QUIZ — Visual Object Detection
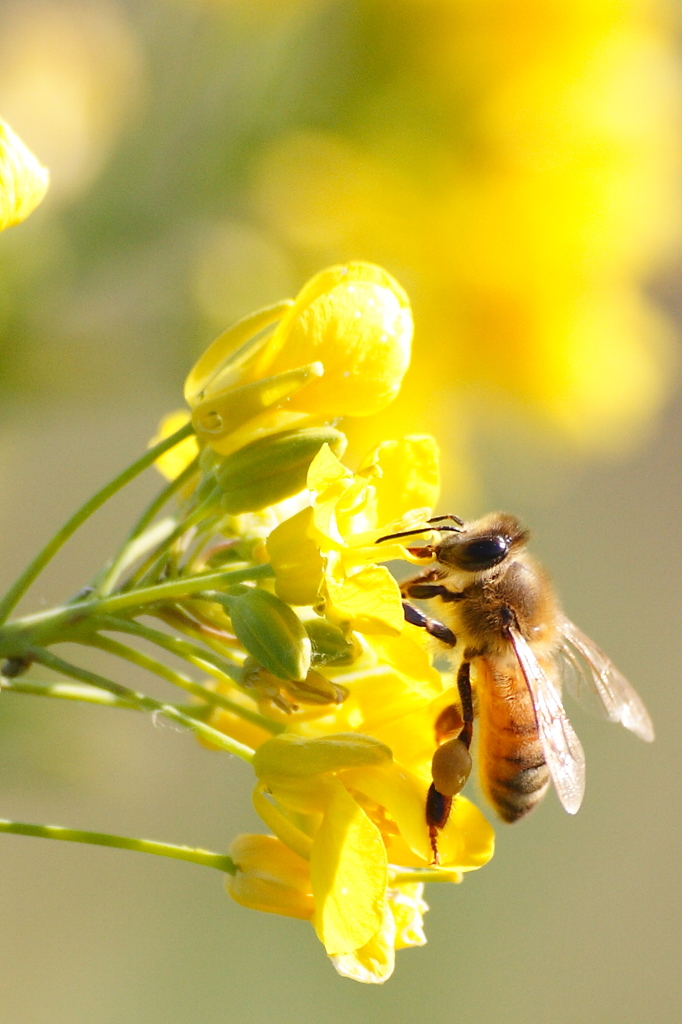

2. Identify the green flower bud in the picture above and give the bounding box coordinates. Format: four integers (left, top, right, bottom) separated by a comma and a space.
253, 732, 393, 780
215, 426, 347, 514
305, 618, 359, 667
223, 585, 311, 681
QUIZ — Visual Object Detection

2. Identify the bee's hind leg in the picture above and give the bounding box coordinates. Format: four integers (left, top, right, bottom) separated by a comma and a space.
425, 660, 476, 863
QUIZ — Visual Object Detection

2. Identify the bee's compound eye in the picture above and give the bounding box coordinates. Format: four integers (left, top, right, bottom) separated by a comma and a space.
457, 535, 509, 571
431, 737, 472, 797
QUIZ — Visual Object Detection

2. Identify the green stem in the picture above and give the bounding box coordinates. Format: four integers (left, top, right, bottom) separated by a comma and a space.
0, 563, 274, 643
0, 679, 210, 719
29, 647, 255, 762
98, 563, 273, 616
1, 678, 144, 709
0, 819, 236, 873
96, 456, 201, 597
0, 421, 195, 626
130, 488, 221, 588
85, 632, 278, 734
97, 614, 244, 684
95, 616, 283, 734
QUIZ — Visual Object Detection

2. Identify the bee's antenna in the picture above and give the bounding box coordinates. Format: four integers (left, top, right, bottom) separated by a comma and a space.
428, 514, 464, 526
375, 524, 463, 545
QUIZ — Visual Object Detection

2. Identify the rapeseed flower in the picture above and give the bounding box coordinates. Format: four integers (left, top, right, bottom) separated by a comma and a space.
183, 262, 412, 458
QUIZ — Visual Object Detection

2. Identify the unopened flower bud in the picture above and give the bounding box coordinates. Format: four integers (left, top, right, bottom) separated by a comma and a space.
226, 834, 314, 920
223, 585, 311, 681
214, 425, 346, 514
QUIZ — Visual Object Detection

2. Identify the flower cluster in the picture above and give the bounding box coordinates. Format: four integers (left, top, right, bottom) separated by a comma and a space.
0, 260, 492, 985
149, 262, 494, 982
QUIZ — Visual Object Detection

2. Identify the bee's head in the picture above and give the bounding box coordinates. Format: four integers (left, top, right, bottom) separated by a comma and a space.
434, 513, 529, 572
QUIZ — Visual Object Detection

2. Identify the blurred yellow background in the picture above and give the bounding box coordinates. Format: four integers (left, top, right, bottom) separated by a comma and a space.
0, 1, 681, 1021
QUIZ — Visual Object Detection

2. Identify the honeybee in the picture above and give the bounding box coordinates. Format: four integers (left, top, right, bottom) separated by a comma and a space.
378, 512, 654, 852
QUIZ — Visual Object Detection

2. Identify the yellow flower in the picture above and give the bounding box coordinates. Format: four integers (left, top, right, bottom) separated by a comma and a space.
184, 262, 413, 456
267, 436, 439, 635
0, 116, 49, 231
226, 729, 493, 983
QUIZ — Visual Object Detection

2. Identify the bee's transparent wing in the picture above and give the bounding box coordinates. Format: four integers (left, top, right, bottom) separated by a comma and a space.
557, 616, 654, 742
508, 626, 586, 814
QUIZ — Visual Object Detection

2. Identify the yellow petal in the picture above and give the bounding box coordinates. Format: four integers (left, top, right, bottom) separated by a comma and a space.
359, 435, 440, 523
330, 902, 396, 984
252, 787, 314, 861
341, 762, 432, 863
323, 563, 405, 636
365, 627, 443, 698
149, 411, 200, 481
307, 442, 352, 493
310, 779, 387, 955
252, 262, 412, 418
253, 732, 392, 780
0, 117, 49, 231
267, 507, 324, 606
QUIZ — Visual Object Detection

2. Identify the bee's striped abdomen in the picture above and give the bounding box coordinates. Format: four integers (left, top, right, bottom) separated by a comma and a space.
476, 657, 550, 822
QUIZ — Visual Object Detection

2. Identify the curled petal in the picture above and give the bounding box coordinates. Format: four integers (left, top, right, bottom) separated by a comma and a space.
331, 902, 396, 984
388, 883, 428, 950
267, 507, 324, 606
185, 300, 293, 407
307, 442, 352, 493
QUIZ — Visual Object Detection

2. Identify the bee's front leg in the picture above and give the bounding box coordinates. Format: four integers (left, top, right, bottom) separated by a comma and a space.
401, 600, 457, 646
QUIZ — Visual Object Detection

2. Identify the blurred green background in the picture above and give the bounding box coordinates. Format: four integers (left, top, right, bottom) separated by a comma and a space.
0, 0, 681, 1021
